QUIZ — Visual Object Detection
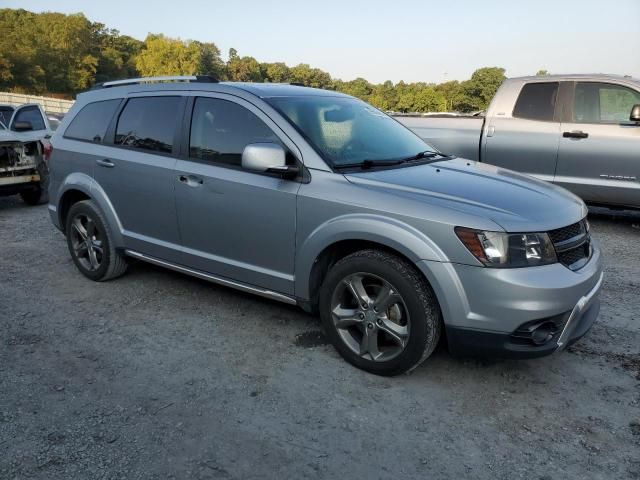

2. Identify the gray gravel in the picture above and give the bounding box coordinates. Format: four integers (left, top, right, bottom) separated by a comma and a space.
1, 197, 638, 480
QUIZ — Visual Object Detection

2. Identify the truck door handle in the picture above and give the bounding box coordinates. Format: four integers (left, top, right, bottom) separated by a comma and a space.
96, 159, 115, 168
179, 174, 204, 186
563, 130, 589, 139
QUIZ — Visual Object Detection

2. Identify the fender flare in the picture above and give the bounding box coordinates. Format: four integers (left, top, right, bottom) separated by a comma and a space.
295, 213, 449, 300
56, 173, 125, 247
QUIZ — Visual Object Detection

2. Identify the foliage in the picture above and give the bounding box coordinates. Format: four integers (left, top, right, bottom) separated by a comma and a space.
135, 34, 223, 78
1, 8, 510, 111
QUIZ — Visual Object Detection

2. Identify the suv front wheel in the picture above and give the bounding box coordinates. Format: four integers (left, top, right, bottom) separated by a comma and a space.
65, 200, 128, 281
319, 249, 441, 376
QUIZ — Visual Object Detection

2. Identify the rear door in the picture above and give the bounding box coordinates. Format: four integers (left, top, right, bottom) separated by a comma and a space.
556, 81, 640, 207
174, 94, 300, 295
483, 81, 561, 181
95, 94, 184, 262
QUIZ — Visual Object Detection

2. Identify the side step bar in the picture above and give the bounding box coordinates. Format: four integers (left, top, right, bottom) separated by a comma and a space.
124, 250, 297, 305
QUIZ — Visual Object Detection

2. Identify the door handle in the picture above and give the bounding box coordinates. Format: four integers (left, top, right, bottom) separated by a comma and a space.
96, 159, 115, 168
562, 130, 589, 139
178, 174, 204, 186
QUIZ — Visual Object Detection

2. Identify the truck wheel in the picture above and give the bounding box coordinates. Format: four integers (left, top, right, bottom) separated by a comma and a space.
20, 162, 49, 205
65, 200, 128, 281
20, 188, 47, 206
319, 249, 441, 376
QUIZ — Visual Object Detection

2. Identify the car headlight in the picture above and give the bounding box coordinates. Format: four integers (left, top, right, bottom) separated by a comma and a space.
455, 227, 557, 268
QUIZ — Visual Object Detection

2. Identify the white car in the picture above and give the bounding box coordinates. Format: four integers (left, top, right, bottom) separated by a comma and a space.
0, 103, 53, 205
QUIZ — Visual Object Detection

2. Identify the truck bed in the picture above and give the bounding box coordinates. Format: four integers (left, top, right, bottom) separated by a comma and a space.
394, 116, 484, 161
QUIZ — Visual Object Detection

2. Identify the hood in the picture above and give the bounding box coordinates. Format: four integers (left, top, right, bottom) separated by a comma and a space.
344, 158, 587, 232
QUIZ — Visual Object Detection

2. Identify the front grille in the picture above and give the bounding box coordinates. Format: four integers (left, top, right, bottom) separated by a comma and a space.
548, 219, 591, 270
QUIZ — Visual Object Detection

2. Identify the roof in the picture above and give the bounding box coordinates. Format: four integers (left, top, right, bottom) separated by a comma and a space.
509, 73, 640, 84
82, 76, 349, 100
222, 82, 350, 98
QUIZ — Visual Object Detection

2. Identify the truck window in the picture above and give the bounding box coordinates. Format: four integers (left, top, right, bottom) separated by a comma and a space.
13, 106, 46, 131
189, 97, 281, 167
513, 82, 559, 121
114, 97, 181, 154
64, 99, 121, 142
573, 82, 640, 123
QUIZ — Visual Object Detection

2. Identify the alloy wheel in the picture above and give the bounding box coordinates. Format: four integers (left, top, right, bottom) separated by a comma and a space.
69, 213, 104, 271
330, 272, 410, 362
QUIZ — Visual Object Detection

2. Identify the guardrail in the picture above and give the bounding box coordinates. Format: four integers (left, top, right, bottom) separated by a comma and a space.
0, 92, 74, 114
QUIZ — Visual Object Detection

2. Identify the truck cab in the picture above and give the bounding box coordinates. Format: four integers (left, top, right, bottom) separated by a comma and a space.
483, 75, 640, 208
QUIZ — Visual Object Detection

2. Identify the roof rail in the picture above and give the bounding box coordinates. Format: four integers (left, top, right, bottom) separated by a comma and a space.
92, 75, 218, 89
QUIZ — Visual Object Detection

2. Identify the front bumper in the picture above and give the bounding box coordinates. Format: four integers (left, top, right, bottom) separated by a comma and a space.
445, 272, 602, 358
416, 241, 603, 358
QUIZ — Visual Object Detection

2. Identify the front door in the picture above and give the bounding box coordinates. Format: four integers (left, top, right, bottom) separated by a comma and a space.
174, 95, 299, 295
556, 81, 640, 207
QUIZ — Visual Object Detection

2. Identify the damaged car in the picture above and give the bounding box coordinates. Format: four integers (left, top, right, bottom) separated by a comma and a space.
0, 103, 53, 205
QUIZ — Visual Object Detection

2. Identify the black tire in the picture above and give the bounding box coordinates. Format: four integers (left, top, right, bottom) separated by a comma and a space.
20, 160, 49, 206
65, 200, 128, 281
319, 249, 441, 376
20, 188, 46, 206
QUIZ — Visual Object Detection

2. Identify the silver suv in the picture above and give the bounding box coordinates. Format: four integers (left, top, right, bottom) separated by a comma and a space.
48, 76, 603, 375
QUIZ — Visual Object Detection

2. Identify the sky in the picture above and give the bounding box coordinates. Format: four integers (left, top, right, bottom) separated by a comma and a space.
6, 0, 640, 84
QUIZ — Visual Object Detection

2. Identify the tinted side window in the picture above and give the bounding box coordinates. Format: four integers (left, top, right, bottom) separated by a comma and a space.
574, 82, 640, 123
189, 97, 280, 166
513, 82, 559, 121
64, 99, 121, 142
14, 106, 46, 130
115, 97, 181, 154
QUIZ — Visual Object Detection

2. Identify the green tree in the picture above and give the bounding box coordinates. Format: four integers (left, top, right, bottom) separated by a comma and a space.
136, 34, 222, 77
226, 52, 262, 81
289, 64, 332, 88
336, 77, 372, 100
413, 87, 446, 112
458, 67, 506, 111
536, 69, 549, 76
261, 62, 291, 83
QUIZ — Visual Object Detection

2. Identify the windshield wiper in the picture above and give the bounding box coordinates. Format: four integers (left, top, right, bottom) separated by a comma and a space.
399, 150, 452, 163
334, 151, 452, 171
333, 159, 406, 170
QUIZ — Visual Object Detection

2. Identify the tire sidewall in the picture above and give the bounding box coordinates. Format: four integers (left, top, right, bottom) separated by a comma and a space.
319, 253, 436, 376
65, 201, 112, 281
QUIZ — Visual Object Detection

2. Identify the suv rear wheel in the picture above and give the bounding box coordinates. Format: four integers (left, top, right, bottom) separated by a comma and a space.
65, 200, 128, 281
319, 249, 441, 376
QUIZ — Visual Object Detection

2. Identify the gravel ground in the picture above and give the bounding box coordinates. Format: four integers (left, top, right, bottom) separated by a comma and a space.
1, 197, 638, 480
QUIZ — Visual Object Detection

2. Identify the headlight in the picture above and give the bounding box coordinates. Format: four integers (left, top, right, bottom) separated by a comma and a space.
455, 227, 557, 268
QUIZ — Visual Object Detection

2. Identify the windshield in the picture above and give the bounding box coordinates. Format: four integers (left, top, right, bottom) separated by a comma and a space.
265, 96, 432, 167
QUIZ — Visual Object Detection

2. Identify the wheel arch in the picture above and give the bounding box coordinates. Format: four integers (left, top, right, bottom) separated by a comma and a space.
295, 214, 449, 312
56, 174, 124, 247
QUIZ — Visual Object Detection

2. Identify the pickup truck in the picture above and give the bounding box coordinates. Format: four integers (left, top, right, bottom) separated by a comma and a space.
396, 74, 640, 209
0, 103, 52, 205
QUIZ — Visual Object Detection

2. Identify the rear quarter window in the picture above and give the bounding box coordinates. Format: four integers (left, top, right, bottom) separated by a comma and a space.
63, 99, 121, 142
513, 82, 559, 121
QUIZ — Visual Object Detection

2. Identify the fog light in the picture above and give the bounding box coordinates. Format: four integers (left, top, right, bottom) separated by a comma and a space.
531, 322, 557, 345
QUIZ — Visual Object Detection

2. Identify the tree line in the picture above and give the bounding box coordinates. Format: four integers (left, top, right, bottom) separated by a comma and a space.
1, 8, 526, 112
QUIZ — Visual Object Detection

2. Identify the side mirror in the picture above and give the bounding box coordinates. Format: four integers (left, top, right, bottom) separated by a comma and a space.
241, 143, 298, 176
13, 121, 33, 132
630, 104, 640, 122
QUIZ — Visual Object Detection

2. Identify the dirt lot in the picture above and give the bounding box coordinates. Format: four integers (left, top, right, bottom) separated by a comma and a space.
1, 197, 638, 480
